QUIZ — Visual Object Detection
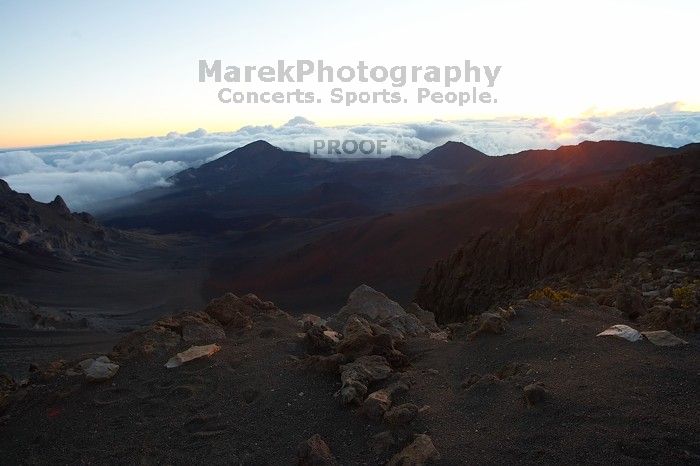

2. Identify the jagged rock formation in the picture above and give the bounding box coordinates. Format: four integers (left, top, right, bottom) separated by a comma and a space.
416, 150, 700, 323
0, 180, 109, 259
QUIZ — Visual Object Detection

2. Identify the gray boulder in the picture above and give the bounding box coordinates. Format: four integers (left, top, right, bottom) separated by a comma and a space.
80, 357, 120, 382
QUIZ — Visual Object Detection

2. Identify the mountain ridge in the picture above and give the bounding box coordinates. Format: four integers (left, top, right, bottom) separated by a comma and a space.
102, 139, 679, 233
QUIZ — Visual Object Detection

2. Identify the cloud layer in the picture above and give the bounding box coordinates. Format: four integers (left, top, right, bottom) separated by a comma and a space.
1, 104, 698, 211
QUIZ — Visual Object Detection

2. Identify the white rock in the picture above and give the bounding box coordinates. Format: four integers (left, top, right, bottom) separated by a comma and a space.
165, 343, 221, 369
78, 358, 95, 371
596, 324, 642, 342
84, 357, 120, 382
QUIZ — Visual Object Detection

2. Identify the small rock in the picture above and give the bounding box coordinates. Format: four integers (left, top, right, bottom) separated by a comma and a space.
165, 343, 221, 369
384, 403, 420, 426
338, 355, 392, 406
641, 330, 688, 346
84, 357, 120, 382
363, 389, 392, 420
297, 434, 337, 466
596, 324, 642, 342
388, 434, 440, 465
523, 382, 548, 407
304, 325, 338, 352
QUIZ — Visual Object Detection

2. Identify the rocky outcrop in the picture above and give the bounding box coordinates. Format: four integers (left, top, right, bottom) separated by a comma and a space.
330, 285, 432, 341
417, 151, 700, 322
0, 179, 110, 259
330, 285, 406, 328
113, 293, 295, 360
203, 292, 288, 328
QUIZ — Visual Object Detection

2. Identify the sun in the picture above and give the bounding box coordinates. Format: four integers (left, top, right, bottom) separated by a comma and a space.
544, 113, 578, 143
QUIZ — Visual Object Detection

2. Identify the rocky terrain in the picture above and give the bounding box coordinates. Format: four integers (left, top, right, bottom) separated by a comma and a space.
0, 179, 111, 261
0, 281, 697, 464
417, 149, 700, 324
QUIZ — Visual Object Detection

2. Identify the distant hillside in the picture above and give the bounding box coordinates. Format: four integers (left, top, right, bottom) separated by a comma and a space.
102, 139, 677, 233
416, 148, 700, 322
203, 169, 636, 313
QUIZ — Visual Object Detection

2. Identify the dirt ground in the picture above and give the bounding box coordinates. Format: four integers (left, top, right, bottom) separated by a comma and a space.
1, 300, 697, 465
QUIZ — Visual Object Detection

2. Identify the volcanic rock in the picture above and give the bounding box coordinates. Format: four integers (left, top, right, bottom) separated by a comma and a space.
204, 292, 286, 328
338, 355, 392, 406
406, 303, 440, 332
330, 284, 407, 329
363, 388, 392, 420
523, 382, 548, 407
81, 356, 120, 382
388, 434, 440, 465
297, 434, 337, 466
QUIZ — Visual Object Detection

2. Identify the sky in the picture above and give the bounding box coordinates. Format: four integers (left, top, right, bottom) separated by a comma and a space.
0, 0, 698, 209
0, 0, 698, 148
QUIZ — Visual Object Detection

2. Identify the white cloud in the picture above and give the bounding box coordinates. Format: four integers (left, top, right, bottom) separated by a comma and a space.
0, 105, 698, 210
0, 151, 52, 176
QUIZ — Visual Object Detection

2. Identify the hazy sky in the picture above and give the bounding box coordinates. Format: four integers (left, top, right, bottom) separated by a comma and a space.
1, 0, 698, 148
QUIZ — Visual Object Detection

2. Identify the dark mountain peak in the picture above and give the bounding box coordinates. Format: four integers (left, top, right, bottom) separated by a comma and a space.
421, 141, 488, 169
168, 139, 314, 188
235, 140, 280, 155
0, 178, 11, 194
208, 140, 287, 167
49, 195, 71, 215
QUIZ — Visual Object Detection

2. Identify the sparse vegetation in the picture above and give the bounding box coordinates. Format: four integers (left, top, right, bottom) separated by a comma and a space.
672, 284, 697, 309
528, 287, 577, 303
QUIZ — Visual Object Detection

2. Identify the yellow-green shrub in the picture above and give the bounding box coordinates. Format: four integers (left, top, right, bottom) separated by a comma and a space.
528, 287, 577, 303
672, 285, 696, 309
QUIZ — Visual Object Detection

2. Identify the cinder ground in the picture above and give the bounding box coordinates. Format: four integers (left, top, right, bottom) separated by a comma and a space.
1, 299, 697, 465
